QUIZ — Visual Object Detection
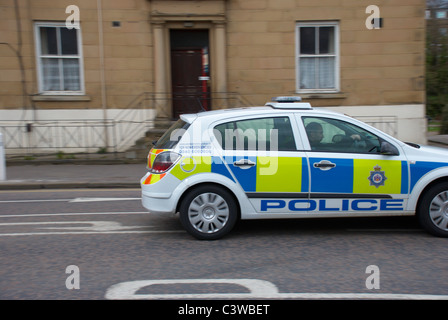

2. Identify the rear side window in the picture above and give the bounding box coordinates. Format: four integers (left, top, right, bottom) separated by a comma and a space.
154, 119, 190, 149
213, 116, 296, 151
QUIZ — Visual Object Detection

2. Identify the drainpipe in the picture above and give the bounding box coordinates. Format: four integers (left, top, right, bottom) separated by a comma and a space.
0, 133, 5, 181
97, 0, 109, 150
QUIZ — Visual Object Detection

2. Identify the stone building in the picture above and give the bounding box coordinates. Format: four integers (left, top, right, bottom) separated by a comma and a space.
426, 0, 448, 39
0, 0, 427, 154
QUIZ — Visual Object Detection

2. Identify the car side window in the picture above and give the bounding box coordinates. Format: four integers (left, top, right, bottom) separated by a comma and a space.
214, 116, 296, 151
303, 116, 382, 153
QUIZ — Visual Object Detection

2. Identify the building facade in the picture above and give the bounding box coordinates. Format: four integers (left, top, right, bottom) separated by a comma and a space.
426, 0, 448, 37
0, 0, 427, 154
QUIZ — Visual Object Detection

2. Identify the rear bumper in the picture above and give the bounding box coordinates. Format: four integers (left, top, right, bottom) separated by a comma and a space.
140, 173, 179, 214
141, 192, 177, 214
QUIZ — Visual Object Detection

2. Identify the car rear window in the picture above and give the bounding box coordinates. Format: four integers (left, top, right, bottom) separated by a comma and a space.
213, 116, 296, 151
154, 119, 190, 149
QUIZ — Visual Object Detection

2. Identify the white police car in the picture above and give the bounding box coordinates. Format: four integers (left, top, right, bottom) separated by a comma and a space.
141, 97, 448, 240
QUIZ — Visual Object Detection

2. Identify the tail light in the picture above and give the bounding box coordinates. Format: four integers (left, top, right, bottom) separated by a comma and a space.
150, 151, 180, 174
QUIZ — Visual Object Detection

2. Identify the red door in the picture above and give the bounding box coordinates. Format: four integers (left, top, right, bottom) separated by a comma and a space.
171, 48, 210, 118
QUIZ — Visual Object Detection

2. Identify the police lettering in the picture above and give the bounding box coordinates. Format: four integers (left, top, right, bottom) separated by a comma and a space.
260, 199, 404, 212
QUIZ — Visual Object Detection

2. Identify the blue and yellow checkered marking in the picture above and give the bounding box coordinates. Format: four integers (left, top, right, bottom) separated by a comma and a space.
150, 148, 448, 198
409, 161, 448, 192
307, 158, 448, 195
309, 158, 408, 195
226, 156, 308, 193
167, 155, 448, 197
169, 156, 235, 183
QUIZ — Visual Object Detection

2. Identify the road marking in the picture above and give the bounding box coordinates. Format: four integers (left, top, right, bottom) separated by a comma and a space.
0, 199, 72, 203
346, 229, 422, 232
0, 230, 182, 237
105, 279, 278, 300
69, 197, 140, 202
0, 221, 148, 231
0, 188, 141, 194
0, 220, 183, 237
0, 197, 140, 204
105, 278, 448, 300
0, 211, 150, 218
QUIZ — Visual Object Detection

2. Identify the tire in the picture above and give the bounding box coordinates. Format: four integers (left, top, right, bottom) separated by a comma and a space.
417, 182, 448, 237
179, 185, 238, 240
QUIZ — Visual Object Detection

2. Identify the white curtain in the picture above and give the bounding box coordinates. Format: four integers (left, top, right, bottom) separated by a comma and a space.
318, 57, 335, 89
299, 57, 315, 89
300, 57, 335, 89
63, 59, 81, 91
42, 58, 60, 91
42, 58, 80, 91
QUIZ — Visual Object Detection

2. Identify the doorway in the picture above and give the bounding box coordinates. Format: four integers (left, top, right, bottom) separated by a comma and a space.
170, 29, 210, 118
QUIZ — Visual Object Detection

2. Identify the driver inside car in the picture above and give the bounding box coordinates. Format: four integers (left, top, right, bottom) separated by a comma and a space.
305, 122, 361, 151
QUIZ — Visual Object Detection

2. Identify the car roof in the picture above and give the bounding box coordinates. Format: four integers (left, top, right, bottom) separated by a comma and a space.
180, 104, 342, 124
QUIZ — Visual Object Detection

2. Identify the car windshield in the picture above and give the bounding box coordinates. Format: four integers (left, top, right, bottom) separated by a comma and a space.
154, 119, 190, 149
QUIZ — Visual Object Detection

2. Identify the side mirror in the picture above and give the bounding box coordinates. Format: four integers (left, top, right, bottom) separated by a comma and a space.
380, 141, 399, 156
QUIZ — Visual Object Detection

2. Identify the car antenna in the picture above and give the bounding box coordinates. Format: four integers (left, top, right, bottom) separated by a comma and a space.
196, 97, 206, 112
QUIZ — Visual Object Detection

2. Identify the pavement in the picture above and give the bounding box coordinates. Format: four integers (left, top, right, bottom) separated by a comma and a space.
0, 152, 146, 190
1, 135, 448, 190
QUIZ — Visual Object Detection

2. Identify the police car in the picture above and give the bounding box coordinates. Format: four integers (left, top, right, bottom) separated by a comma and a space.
141, 97, 448, 240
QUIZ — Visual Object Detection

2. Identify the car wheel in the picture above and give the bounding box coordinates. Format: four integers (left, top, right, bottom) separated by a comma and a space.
179, 185, 238, 240
418, 182, 448, 237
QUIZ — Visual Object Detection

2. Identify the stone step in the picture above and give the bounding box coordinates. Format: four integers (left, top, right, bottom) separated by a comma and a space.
125, 123, 173, 160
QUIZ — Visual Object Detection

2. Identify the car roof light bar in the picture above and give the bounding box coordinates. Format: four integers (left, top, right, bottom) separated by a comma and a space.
266, 96, 312, 110
271, 96, 302, 102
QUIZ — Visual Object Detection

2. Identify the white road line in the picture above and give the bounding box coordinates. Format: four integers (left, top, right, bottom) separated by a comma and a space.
346, 229, 422, 232
0, 230, 183, 237
0, 221, 148, 231
0, 188, 141, 194
0, 199, 72, 203
105, 291, 448, 300
0, 211, 150, 218
0, 219, 182, 237
105, 278, 448, 300
0, 197, 141, 204
69, 197, 140, 202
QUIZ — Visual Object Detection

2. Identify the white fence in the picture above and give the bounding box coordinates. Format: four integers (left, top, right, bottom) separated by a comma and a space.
0, 118, 154, 155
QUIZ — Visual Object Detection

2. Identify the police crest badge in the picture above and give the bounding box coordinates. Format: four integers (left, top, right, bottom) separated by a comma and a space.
368, 165, 387, 188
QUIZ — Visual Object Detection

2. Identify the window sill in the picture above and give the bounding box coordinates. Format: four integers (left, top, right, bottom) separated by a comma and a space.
32, 95, 91, 102
298, 92, 347, 100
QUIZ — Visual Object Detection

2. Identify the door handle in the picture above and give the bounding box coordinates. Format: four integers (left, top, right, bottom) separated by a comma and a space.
233, 159, 256, 169
313, 160, 336, 170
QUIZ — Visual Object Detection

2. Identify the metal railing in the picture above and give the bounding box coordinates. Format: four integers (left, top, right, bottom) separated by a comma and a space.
354, 115, 398, 137
0, 92, 250, 156
0, 119, 154, 155
0, 92, 399, 157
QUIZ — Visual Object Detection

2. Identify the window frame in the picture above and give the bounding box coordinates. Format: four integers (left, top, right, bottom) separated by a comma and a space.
34, 21, 85, 95
436, 10, 447, 19
213, 116, 298, 152
295, 21, 340, 94
302, 116, 385, 154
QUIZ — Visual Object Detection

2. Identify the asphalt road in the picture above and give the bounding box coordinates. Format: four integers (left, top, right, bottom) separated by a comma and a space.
1, 188, 448, 304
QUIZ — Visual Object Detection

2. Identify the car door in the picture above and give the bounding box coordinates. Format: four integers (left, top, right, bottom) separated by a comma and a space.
299, 115, 409, 215
212, 115, 310, 215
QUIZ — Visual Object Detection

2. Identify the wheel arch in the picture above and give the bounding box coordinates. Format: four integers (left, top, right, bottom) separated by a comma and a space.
415, 176, 448, 213
176, 182, 242, 220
